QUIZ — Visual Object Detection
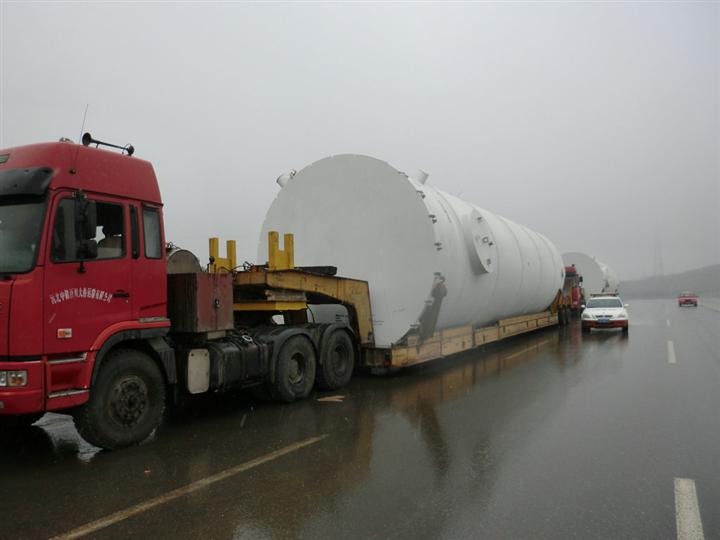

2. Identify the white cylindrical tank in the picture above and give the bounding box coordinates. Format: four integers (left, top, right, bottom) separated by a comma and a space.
562, 252, 619, 295
260, 155, 565, 348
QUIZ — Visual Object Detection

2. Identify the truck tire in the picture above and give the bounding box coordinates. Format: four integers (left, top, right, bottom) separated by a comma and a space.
0, 413, 43, 431
272, 336, 316, 403
317, 330, 355, 390
73, 349, 166, 450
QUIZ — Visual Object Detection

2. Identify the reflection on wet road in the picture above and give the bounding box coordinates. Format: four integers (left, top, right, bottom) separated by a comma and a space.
2, 299, 719, 539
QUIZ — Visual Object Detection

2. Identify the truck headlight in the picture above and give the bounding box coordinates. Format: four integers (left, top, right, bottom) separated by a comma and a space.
0, 371, 28, 387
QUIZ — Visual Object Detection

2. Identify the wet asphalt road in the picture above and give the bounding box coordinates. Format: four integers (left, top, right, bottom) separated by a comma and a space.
2, 298, 719, 540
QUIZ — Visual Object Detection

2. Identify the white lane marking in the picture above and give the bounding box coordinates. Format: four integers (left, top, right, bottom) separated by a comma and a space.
50, 434, 328, 540
675, 477, 705, 540
668, 340, 677, 364
667, 319, 671, 327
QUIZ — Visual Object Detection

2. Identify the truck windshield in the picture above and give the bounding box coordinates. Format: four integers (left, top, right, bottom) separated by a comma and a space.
0, 198, 46, 274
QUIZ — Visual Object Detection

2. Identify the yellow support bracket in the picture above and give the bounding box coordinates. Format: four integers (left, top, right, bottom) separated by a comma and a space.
209, 237, 237, 273
268, 231, 295, 271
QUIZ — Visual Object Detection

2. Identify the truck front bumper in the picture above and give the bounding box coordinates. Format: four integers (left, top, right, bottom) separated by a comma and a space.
0, 361, 44, 415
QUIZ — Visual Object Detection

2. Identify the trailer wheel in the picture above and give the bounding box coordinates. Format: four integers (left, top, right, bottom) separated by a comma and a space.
0, 413, 43, 431
272, 336, 316, 403
317, 330, 355, 390
73, 349, 166, 450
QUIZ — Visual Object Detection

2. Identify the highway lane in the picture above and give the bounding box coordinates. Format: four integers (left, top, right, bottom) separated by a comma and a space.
1, 298, 719, 540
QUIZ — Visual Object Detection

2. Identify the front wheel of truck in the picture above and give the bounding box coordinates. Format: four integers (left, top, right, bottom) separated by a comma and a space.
73, 349, 166, 450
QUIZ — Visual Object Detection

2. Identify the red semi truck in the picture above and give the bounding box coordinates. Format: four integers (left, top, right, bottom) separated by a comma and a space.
562, 265, 584, 315
0, 135, 565, 449
0, 135, 371, 449
555, 264, 584, 324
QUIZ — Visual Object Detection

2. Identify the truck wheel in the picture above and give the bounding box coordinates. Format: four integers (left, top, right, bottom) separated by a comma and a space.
317, 330, 355, 390
0, 413, 43, 431
272, 336, 316, 403
73, 349, 166, 450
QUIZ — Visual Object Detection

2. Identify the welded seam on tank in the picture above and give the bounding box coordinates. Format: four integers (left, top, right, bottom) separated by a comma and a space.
479, 211, 503, 307
513, 223, 532, 315
433, 189, 472, 315
495, 216, 524, 317
526, 227, 546, 312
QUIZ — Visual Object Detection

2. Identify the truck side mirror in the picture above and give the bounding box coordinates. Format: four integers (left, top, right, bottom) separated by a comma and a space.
78, 239, 98, 260
74, 192, 97, 242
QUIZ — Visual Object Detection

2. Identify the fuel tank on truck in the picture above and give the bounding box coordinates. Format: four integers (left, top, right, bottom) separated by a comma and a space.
562, 252, 619, 295
260, 155, 565, 348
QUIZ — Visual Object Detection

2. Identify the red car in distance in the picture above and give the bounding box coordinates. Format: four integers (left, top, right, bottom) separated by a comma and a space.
678, 291, 698, 307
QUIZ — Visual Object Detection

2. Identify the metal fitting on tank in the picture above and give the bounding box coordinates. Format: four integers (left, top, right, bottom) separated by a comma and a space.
276, 169, 296, 188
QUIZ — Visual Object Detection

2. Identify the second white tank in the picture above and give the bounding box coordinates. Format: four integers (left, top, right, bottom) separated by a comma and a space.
562, 252, 619, 295
260, 155, 564, 348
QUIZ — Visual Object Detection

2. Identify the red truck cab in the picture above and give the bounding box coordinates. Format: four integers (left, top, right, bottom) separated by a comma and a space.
563, 264, 584, 313
0, 139, 169, 425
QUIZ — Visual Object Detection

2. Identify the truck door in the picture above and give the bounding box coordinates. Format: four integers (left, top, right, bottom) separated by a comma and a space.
44, 193, 133, 356
129, 203, 167, 320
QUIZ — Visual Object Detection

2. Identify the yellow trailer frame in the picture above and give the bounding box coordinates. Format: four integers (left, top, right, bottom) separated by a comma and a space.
211, 232, 560, 371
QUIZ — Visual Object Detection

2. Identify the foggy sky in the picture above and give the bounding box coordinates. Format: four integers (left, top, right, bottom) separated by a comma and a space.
1, 1, 718, 280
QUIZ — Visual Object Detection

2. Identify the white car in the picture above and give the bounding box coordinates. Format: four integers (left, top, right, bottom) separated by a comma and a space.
581, 295, 629, 334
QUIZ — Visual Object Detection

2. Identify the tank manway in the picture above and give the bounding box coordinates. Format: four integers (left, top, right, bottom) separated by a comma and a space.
260, 154, 564, 348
